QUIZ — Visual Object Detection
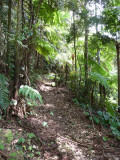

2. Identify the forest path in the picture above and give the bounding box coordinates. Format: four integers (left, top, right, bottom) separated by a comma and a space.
23, 76, 119, 160
0, 76, 119, 160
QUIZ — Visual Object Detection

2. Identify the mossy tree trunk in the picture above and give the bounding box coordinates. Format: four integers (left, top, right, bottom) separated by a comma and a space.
13, 0, 22, 99
7, 0, 12, 73
0, 1, 2, 56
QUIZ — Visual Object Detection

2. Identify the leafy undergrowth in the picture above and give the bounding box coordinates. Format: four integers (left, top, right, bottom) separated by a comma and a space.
0, 75, 120, 160
0, 121, 41, 160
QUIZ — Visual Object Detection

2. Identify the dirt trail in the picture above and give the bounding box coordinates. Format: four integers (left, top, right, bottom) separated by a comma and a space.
0, 78, 120, 160
25, 78, 119, 160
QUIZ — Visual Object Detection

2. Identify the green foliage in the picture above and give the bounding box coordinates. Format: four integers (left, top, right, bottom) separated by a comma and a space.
84, 111, 100, 124
28, 145, 32, 151
36, 39, 56, 56
105, 99, 117, 116
72, 98, 80, 105
98, 111, 120, 140
0, 144, 4, 150
93, 117, 100, 124
4, 129, 13, 143
27, 133, 36, 139
19, 85, 43, 105
88, 34, 115, 61
89, 72, 109, 89
34, 1, 56, 24
46, 73, 55, 80
43, 121, 48, 127
0, 74, 10, 112
10, 150, 24, 159
103, 7, 120, 35
82, 107, 120, 140
102, 136, 108, 141
88, 58, 109, 76
18, 138, 25, 144
50, 112, 54, 116
10, 152, 17, 157
84, 111, 89, 116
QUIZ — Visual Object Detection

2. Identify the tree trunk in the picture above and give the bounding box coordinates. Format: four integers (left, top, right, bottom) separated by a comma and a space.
73, 10, 77, 90
84, 28, 88, 86
95, 0, 101, 65
95, 0, 101, 106
65, 62, 69, 85
73, 11, 77, 72
7, 0, 12, 72
35, 52, 39, 70
13, 0, 22, 99
84, 0, 88, 87
116, 42, 120, 112
0, 1, 2, 56
26, 0, 33, 77
22, 0, 25, 29
21, 0, 24, 66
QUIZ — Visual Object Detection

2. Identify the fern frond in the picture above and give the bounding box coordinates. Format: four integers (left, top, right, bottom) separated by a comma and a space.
0, 74, 10, 112
36, 39, 55, 56
89, 72, 109, 89
88, 57, 109, 76
19, 85, 43, 105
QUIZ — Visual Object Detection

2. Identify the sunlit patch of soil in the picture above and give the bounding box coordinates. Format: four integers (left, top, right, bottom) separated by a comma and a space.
0, 76, 120, 160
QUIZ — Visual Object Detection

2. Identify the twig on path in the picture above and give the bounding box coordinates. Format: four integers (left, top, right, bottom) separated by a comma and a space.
0, 150, 8, 160
31, 139, 38, 146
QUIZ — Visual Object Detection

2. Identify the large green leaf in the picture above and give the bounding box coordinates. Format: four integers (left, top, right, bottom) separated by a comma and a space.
0, 74, 10, 112
19, 85, 43, 105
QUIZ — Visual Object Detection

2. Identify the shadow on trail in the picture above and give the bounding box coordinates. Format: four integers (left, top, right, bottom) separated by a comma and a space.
19, 111, 75, 160
18, 81, 120, 160
26, 82, 90, 159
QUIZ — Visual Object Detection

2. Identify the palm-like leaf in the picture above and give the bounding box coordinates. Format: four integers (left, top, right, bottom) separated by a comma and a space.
89, 72, 109, 89
19, 85, 43, 105
0, 74, 10, 112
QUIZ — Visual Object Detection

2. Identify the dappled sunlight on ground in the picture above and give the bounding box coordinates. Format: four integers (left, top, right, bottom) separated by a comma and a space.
1, 77, 120, 159
34, 78, 120, 159
39, 83, 54, 92
56, 135, 87, 160
44, 103, 56, 109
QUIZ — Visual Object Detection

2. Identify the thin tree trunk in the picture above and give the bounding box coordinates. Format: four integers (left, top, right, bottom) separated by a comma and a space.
95, 0, 102, 106
35, 52, 39, 69
22, 0, 25, 29
116, 42, 120, 112
73, 11, 77, 72
21, 0, 24, 63
27, 0, 33, 77
13, 0, 22, 99
65, 62, 68, 85
95, 0, 100, 65
95, 0, 98, 33
84, 28, 88, 86
0, 1, 2, 56
73, 11, 77, 90
7, 0, 12, 72
84, 0, 88, 87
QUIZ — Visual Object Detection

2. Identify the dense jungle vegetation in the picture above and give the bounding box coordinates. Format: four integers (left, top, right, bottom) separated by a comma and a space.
0, 0, 120, 159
